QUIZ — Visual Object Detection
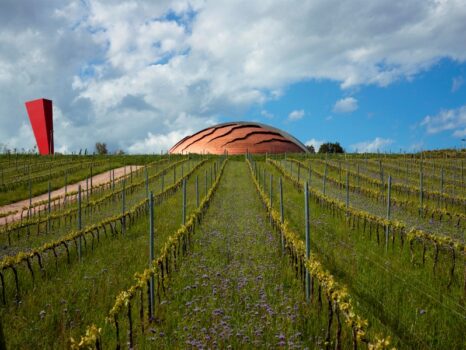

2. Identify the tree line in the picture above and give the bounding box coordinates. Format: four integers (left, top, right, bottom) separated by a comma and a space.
306, 142, 344, 154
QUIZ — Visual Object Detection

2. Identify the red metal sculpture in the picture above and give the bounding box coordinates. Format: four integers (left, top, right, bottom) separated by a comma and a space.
25, 98, 54, 155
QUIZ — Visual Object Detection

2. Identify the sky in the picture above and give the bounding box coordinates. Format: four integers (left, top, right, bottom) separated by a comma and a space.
1, 0, 466, 154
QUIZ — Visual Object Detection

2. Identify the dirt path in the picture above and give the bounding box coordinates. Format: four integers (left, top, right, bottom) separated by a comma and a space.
0, 165, 142, 226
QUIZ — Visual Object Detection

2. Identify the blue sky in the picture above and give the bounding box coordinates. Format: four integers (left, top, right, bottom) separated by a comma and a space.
244, 58, 466, 152
1, 1, 466, 154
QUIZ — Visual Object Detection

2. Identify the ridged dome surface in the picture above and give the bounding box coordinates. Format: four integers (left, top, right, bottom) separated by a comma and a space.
169, 122, 308, 155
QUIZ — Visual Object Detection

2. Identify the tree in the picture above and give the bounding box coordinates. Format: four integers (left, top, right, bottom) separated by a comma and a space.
95, 142, 108, 155
318, 142, 345, 154
306, 145, 316, 154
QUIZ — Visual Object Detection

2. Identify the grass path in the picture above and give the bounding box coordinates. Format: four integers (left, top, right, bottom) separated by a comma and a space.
149, 161, 319, 348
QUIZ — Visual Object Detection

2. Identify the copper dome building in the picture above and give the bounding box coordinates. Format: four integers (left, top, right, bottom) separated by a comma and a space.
169, 121, 308, 155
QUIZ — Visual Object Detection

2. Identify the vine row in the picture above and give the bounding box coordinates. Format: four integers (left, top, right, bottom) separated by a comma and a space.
248, 158, 392, 350
267, 159, 465, 292
287, 158, 466, 226
0, 159, 193, 243
71, 158, 228, 349
0, 158, 213, 303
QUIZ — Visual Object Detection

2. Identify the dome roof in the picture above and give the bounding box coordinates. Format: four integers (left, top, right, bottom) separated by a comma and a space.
169, 121, 308, 154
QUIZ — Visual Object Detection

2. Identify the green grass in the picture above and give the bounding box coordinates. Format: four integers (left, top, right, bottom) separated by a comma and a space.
281, 159, 465, 240
0, 159, 214, 348
0, 159, 203, 254
0, 154, 464, 349
137, 161, 333, 348
258, 159, 466, 349
0, 154, 162, 206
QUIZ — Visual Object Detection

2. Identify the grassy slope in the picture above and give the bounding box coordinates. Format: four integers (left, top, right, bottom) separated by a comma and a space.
260, 160, 466, 349
0, 155, 158, 206
0, 161, 212, 349
282, 159, 465, 240
0, 159, 199, 253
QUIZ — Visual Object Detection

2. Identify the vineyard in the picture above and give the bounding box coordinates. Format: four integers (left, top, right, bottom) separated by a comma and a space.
0, 152, 464, 349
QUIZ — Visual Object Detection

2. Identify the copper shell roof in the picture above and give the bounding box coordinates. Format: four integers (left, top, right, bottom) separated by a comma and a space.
169, 121, 308, 154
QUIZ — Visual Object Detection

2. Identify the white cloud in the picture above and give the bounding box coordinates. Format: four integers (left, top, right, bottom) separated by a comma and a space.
287, 109, 305, 121
453, 128, 466, 138
128, 129, 193, 154
420, 106, 466, 136
305, 138, 324, 151
452, 76, 464, 92
351, 137, 394, 153
1, 0, 466, 152
333, 97, 358, 113
260, 110, 274, 119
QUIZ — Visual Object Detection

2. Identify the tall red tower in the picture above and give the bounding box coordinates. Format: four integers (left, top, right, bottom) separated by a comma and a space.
25, 98, 54, 155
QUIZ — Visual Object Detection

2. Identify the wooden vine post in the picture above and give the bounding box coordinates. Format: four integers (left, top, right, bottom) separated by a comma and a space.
90, 164, 93, 194
405, 161, 409, 186
263, 168, 266, 190
279, 177, 284, 253
205, 169, 207, 198
461, 160, 464, 188
440, 167, 444, 209
149, 191, 155, 319
441, 167, 444, 194
357, 164, 360, 188
182, 178, 186, 225
27, 174, 32, 236
339, 160, 342, 189
345, 170, 349, 212
385, 175, 392, 252
78, 184, 82, 261
379, 160, 384, 192
269, 174, 273, 224
122, 179, 126, 234
196, 175, 199, 207
47, 180, 51, 233
323, 162, 328, 195
64, 170, 68, 206
28, 176, 32, 219
145, 166, 149, 199
86, 177, 89, 205
419, 163, 424, 217
304, 181, 311, 302
308, 161, 312, 187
